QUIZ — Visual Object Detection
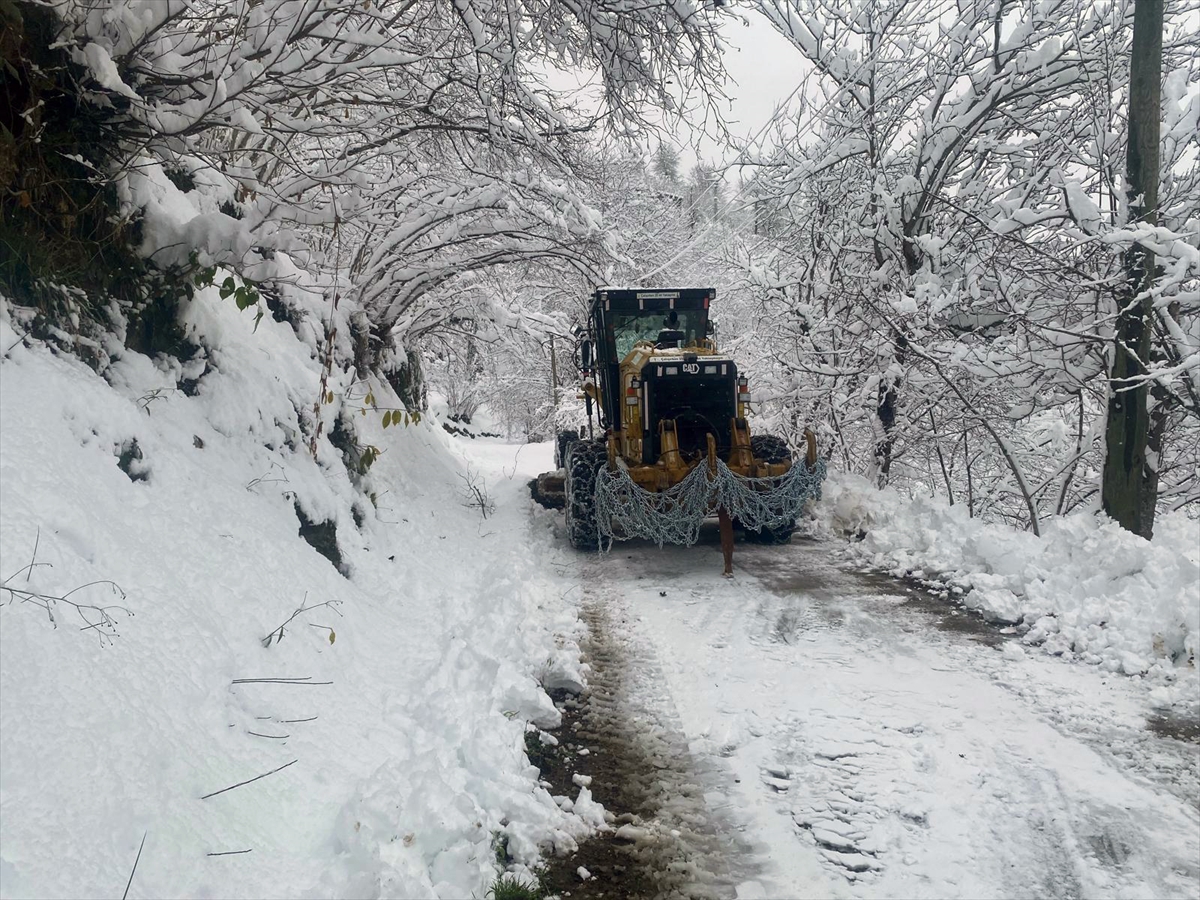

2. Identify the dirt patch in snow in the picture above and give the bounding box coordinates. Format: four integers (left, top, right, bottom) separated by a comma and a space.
535, 593, 746, 900
880, 576, 1013, 648
1147, 712, 1200, 745
745, 537, 1013, 648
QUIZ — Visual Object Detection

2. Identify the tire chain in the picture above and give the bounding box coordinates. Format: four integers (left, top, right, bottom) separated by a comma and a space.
565, 439, 608, 550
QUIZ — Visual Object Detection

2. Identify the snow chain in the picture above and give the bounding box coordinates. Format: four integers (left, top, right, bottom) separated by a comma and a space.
595, 457, 828, 550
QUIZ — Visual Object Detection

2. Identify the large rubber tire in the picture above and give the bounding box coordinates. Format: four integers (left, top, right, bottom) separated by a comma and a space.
554, 429, 580, 470
741, 434, 798, 544
565, 439, 607, 551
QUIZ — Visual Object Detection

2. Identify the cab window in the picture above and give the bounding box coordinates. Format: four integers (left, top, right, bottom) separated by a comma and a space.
611, 310, 705, 358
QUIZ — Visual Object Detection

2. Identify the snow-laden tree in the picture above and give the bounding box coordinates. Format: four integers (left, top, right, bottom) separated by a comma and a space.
652, 142, 683, 185
423, 259, 590, 438
424, 144, 764, 440
727, 0, 1199, 529
29, 0, 730, 388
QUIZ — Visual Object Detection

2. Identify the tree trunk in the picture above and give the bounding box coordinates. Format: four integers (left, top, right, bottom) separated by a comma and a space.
1101, 0, 1162, 538
874, 328, 907, 487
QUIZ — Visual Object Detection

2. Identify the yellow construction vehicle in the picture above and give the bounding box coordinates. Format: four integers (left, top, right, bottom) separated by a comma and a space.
536, 287, 820, 553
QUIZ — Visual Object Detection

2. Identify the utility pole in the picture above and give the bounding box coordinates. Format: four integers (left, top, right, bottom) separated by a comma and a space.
1102, 0, 1162, 538
549, 334, 560, 406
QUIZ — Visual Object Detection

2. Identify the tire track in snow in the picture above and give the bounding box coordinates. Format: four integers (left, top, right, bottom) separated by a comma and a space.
540, 559, 756, 900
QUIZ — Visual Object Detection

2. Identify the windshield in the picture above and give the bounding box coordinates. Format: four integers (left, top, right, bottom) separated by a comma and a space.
611, 310, 706, 358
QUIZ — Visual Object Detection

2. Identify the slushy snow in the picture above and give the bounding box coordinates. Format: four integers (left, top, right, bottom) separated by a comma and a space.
818, 472, 1200, 706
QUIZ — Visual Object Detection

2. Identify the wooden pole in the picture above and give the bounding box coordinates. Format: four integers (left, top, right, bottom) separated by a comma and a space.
549, 334, 560, 406
1101, 0, 1162, 538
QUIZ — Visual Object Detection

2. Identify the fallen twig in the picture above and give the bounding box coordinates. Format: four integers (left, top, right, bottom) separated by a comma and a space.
261, 593, 342, 648
459, 464, 495, 519
3, 531, 131, 642
25, 529, 40, 582
200, 759, 298, 800
206, 849, 253, 857
246, 462, 291, 493
2, 574, 130, 644
137, 387, 177, 415
122, 832, 147, 900
231, 677, 332, 685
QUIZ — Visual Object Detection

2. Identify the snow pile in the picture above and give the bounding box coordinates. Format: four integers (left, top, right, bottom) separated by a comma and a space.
0, 165, 593, 899
816, 473, 1200, 691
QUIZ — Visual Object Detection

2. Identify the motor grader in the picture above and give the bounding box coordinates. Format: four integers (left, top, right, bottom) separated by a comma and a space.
535, 287, 819, 555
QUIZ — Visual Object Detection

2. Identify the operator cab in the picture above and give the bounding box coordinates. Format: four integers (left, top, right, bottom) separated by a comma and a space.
655, 310, 686, 349
584, 288, 738, 462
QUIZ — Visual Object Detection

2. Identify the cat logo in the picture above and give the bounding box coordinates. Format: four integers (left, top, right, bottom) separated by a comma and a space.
682, 362, 700, 374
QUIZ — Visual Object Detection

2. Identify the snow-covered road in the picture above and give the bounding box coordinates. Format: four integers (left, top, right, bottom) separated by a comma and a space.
474, 438, 1200, 900
587, 535, 1199, 899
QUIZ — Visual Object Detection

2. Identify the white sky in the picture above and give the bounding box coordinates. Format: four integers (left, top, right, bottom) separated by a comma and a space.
678, 10, 807, 175
542, 6, 806, 180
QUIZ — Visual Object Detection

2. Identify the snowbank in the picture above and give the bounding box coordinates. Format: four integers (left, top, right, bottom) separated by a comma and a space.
0, 167, 593, 898
816, 473, 1200, 702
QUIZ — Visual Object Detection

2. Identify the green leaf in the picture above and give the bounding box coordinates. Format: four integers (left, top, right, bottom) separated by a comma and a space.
219, 277, 236, 299
382, 410, 391, 428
